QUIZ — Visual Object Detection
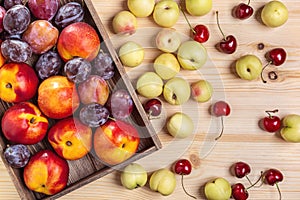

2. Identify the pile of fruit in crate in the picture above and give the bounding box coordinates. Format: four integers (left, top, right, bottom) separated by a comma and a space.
0, 0, 144, 196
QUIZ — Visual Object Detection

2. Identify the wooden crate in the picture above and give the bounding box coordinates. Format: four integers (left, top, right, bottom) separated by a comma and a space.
0, 0, 162, 199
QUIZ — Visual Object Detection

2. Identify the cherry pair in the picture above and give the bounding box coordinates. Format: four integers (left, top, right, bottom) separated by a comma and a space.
231, 161, 283, 200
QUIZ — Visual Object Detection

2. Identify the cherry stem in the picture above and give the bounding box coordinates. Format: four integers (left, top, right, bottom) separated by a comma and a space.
261, 61, 272, 83
275, 182, 282, 200
247, 0, 251, 6
179, 6, 196, 34
265, 109, 279, 118
215, 116, 224, 140
216, 11, 226, 40
247, 171, 264, 190
245, 175, 253, 186
181, 175, 197, 199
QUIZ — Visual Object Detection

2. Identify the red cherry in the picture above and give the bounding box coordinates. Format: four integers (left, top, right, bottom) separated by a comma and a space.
231, 162, 254, 186
212, 101, 231, 117
232, 183, 249, 200
173, 159, 196, 199
232, 162, 251, 179
233, 0, 254, 20
174, 159, 192, 175
216, 11, 237, 54
261, 48, 286, 83
212, 101, 231, 140
180, 6, 209, 43
217, 35, 237, 54
266, 48, 287, 66
264, 169, 283, 200
264, 169, 283, 186
262, 109, 281, 133
193, 24, 209, 43
143, 98, 162, 119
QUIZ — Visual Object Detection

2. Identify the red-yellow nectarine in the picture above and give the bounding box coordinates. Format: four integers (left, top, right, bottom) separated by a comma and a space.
23, 150, 69, 195
37, 75, 80, 119
0, 62, 38, 103
57, 22, 100, 62
1, 102, 48, 145
48, 117, 93, 160
93, 120, 140, 165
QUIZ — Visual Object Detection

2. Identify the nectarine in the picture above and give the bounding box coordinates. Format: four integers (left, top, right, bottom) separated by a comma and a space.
57, 22, 100, 62
0, 62, 38, 103
48, 117, 93, 160
23, 150, 69, 195
93, 120, 140, 165
1, 102, 48, 145
22, 20, 59, 54
38, 75, 80, 119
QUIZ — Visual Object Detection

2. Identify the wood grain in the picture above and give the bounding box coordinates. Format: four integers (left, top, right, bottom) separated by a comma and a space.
1, 0, 300, 199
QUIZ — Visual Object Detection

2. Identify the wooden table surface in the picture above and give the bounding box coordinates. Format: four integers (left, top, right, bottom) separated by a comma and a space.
1, 0, 300, 199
